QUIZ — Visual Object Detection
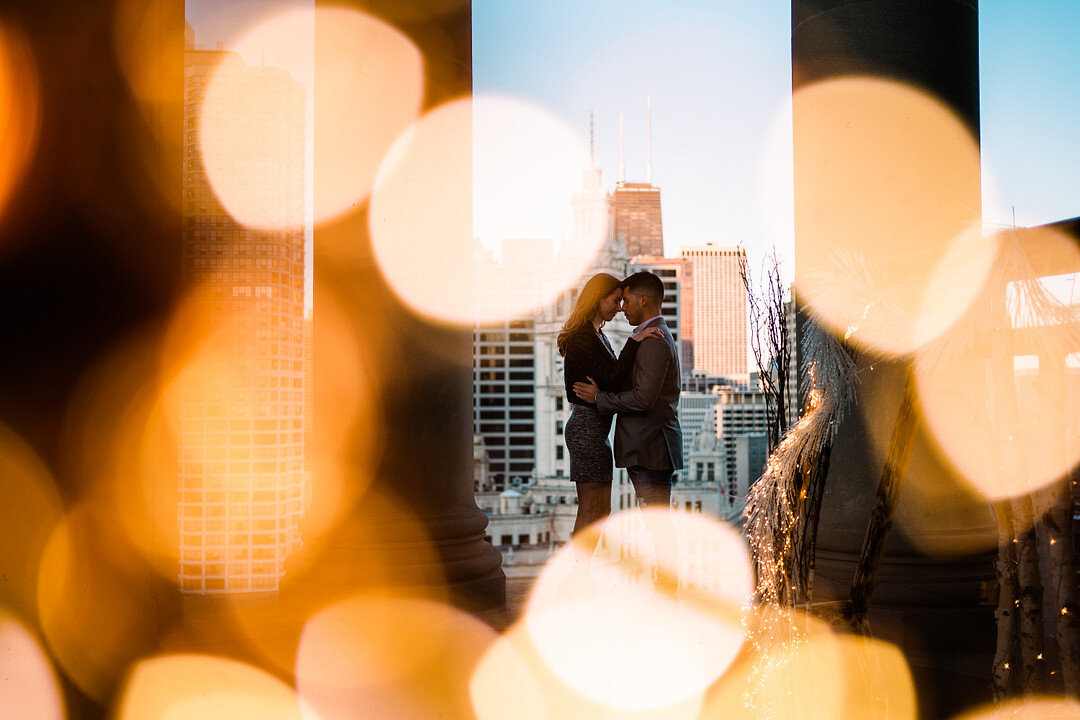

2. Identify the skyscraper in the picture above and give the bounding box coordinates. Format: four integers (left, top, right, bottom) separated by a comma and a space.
612, 182, 664, 258
612, 99, 664, 259
472, 239, 549, 486
179, 36, 307, 593
681, 244, 748, 380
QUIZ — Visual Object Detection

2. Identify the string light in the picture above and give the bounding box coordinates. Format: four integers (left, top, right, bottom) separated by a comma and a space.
741, 321, 858, 717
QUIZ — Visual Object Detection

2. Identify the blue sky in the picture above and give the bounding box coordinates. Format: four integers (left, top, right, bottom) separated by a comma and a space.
185, 1, 1080, 290
473, 0, 1080, 282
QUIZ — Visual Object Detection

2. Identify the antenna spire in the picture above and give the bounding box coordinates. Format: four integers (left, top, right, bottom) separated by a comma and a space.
646, 94, 652, 185
588, 111, 595, 168
618, 113, 625, 183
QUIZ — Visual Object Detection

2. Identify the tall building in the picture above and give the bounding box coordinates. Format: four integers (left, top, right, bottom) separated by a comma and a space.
472, 239, 550, 486
612, 182, 664, 258
681, 244, 748, 379
714, 385, 769, 499
631, 254, 694, 375
179, 36, 307, 593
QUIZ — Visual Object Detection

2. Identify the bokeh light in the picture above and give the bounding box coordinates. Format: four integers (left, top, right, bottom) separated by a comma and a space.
370, 94, 601, 325
198, 47, 307, 230
60, 325, 181, 579
469, 628, 549, 720
0, 609, 65, 720
793, 76, 985, 356
703, 611, 917, 719
295, 594, 498, 720
0, 21, 40, 224
915, 225, 1080, 500
523, 509, 752, 711
470, 621, 705, 720
310, 7, 424, 224
0, 423, 63, 623
286, 281, 382, 556
37, 503, 168, 703
112, 0, 182, 131
114, 654, 301, 720
195, 6, 424, 230
854, 363, 999, 557
953, 697, 1080, 720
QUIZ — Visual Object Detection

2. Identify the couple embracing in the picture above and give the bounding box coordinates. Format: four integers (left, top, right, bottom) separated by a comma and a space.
557, 271, 683, 562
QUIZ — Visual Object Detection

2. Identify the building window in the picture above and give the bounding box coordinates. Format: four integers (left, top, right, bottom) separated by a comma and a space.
500, 534, 513, 545
556, 446, 564, 460
555, 421, 563, 435
518, 533, 530, 545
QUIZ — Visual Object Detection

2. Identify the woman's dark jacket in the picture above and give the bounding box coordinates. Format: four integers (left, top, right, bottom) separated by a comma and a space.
562, 324, 640, 407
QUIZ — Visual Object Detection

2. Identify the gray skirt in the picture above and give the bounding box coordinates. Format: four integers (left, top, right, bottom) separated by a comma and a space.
564, 403, 614, 484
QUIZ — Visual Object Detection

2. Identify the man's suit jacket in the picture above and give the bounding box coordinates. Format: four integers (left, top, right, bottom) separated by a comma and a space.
596, 317, 683, 472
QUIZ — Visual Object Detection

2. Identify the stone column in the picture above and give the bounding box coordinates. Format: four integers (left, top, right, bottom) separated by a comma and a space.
284, 0, 504, 611
792, 1, 997, 715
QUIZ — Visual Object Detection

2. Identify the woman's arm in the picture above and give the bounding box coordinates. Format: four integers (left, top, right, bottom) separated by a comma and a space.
567, 331, 622, 392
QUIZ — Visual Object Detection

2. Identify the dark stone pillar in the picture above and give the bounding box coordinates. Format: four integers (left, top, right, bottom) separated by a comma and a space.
792, 1, 997, 717
284, 0, 504, 612
0, 1, 185, 716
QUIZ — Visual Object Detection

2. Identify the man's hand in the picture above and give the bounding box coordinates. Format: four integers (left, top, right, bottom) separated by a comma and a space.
573, 376, 600, 403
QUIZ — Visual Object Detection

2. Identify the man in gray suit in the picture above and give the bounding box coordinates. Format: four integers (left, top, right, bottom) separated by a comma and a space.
574, 271, 683, 509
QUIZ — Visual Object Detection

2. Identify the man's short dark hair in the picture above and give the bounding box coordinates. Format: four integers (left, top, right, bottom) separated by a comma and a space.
622, 271, 664, 306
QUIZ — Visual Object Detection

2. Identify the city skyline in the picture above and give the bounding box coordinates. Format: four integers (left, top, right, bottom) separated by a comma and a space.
181, 0, 1080, 323
474, 0, 1080, 285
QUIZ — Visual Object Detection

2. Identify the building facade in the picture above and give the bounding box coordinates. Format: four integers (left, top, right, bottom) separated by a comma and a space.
714, 385, 769, 499
612, 181, 664, 258
179, 40, 307, 593
681, 244, 748, 380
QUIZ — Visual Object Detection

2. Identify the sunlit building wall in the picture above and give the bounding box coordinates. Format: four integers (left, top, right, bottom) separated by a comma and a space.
612, 181, 664, 258
681, 244, 748, 380
179, 39, 306, 593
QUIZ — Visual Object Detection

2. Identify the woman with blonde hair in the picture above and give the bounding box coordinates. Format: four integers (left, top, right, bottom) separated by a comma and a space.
558, 272, 660, 546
